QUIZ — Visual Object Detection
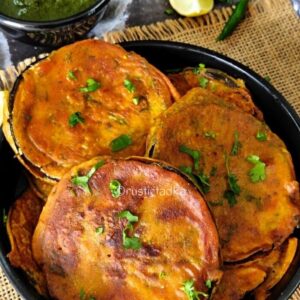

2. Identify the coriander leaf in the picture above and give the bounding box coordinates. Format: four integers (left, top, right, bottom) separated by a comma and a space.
89, 297, 96, 300
67, 70, 77, 80
179, 145, 201, 171
110, 134, 132, 152
205, 279, 212, 289
80, 78, 101, 93
193, 63, 206, 74
228, 173, 241, 195
224, 190, 238, 207
109, 180, 122, 198
80, 288, 86, 300
164, 8, 174, 15
71, 160, 105, 193
124, 79, 136, 93
231, 130, 241, 156
96, 226, 104, 235
256, 131, 267, 141
86, 160, 105, 178
264, 75, 271, 82
247, 155, 266, 183
69, 112, 84, 127
122, 229, 142, 250
118, 210, 138, 223
182, 279, 209, 300
199, 77, 209, 88
204, 131, 216, 139
195, 172, 210, 194
179, 165, 193, 175
159, 271, 167, 279
71, 175, 90, 193
224, 153, 240, 207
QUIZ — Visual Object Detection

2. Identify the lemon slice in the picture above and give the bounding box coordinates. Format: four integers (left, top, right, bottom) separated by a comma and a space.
169, 0, 214, 17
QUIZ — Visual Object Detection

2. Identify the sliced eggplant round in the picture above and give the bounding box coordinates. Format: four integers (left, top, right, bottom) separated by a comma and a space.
147, 87, 300, 262
3, 39, 180, 183
32, 156, 222, 300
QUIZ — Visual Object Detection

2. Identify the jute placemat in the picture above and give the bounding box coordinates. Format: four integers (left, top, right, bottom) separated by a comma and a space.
0, 0, 299, 298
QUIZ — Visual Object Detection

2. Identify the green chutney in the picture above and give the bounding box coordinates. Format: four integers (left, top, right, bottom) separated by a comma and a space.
0, 0, 98, 21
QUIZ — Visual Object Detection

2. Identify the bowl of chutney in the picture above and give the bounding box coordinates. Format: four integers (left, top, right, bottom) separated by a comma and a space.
0, 0, 110, 47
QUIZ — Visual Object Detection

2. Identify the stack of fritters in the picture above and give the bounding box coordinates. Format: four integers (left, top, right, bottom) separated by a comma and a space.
2, 40, 299, 300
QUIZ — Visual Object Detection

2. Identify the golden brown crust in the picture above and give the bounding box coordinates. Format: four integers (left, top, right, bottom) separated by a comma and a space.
27, 173, 54, 202
147, 88, 300, 262
168, 68, 263, 120
33, 157, 221, 300
8, 40, 178, 181
7, 188, 47, 296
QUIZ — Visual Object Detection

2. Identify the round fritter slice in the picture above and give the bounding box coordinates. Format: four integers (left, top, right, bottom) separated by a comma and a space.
147, 87, 300, 262
7, 188, 47, 296
32, 157, 222, 300
4, 39, 179, 183
168, 67, 263, 120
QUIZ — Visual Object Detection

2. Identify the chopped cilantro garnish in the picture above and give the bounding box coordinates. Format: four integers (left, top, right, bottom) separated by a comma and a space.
264, 75, 271, 82
110, 134, 132, 152
205, 279, 212, 289
231, 130, 241, 156
179, 165, 193, 175
159, 271, 167, 279
224, 190, 238, 207
246, 155, 266, 183
204, 131, 216, 139
67, 70, 77, 80
164, 8, 175, 15
179, 145, 201, 170
195, 172, 210, 194
118, 210, 141, 250
224, 154, 241, 207
122, 229, 142, 250
96, 226, 104, 235
109, 180, 122, 198
79, 288, 86, 300
69, 112, 84, 127
182, 279, 208, 300
71, 160, 105, 193
80, 78, 101, 93
124, 79, 136, 93
118, 210, 139, 223
199, 77, 209, 88
193, 63, 206, 74
132, 96, 140, 105
256, 131, 267, 141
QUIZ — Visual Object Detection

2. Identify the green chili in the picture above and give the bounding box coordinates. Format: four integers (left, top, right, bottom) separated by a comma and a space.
217, 0, 249, 41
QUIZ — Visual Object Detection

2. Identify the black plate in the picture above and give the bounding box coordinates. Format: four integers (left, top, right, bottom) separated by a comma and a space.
0, 40, 300, 299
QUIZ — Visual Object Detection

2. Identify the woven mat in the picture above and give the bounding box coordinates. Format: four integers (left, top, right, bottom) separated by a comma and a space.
0, 0, 299, 298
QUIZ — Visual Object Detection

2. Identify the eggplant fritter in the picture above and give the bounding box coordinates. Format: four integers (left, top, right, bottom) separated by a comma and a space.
147, 88, 300, 262
32, 157, 221, 300
7, 188, 47, 296
3, 40, 179, 183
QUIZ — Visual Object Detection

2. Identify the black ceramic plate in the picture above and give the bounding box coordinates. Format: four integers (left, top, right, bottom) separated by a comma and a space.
0, 41, 299, 300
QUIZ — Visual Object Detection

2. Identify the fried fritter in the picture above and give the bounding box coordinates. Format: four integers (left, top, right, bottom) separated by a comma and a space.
3, 39, 179, 183
168, 67, 263, 120
7, 188, 47, 296
32, 157, 221, 300
213, 237, 297, 300
147, 88, 300, 262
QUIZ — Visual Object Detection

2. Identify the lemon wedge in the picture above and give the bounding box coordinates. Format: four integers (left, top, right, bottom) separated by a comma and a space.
169, 0, 214, 17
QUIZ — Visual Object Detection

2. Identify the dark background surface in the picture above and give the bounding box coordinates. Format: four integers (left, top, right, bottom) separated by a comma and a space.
1, 0, 234, 66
